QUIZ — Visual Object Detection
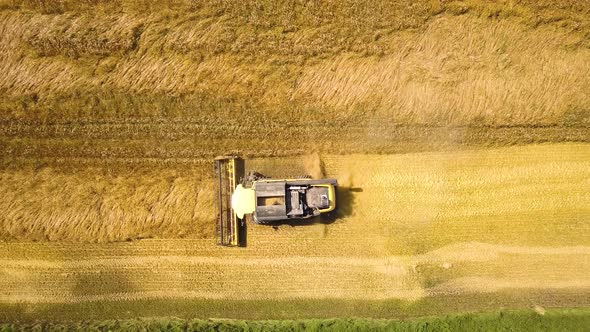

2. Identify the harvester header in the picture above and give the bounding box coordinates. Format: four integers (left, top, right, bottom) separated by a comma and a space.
215, 156, 243, 246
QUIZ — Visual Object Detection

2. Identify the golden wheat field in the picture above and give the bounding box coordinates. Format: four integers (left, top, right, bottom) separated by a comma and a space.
0, 0, 590, 323
1, 144, 589, 320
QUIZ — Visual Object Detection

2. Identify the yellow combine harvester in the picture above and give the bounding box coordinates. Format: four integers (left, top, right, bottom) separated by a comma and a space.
215, 156, 338, 246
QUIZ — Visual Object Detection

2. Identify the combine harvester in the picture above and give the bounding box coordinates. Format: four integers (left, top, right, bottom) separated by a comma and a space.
215, 156, 338, 246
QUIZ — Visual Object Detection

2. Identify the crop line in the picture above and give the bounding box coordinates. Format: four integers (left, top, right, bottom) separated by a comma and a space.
2, 243, 590, 268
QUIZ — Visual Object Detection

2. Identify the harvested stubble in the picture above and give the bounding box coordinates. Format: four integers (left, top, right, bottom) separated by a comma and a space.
0, 241, 589, 308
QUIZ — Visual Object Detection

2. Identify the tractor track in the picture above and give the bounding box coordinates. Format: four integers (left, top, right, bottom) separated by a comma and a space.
1, 124, 588, 168
1, 122, 588, 139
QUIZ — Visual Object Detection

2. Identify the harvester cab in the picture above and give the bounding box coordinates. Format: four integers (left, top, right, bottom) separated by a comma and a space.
215, 156, 338, 247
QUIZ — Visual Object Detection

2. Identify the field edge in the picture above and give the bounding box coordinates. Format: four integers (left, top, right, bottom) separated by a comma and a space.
1, 289, 589, 322
1, 308, 590, 331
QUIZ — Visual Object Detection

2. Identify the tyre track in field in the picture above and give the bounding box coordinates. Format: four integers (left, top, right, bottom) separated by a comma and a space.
2, 122, 588, 141
1, 242, 589, 304
1, 122, 588, 167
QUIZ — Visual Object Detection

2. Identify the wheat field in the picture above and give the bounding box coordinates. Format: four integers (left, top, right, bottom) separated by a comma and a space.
1, 143, 589, 320
0, 166, 216, 242
1, 0, 590, 323
0, 0, 589, 126
1, 0, 588, 173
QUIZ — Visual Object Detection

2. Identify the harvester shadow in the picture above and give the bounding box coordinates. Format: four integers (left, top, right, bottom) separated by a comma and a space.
72, 267, 134, 300
71, 243, 136, 304
336, 186, 362, 218
265, 186, 361, 228
238, 218, 248, 247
